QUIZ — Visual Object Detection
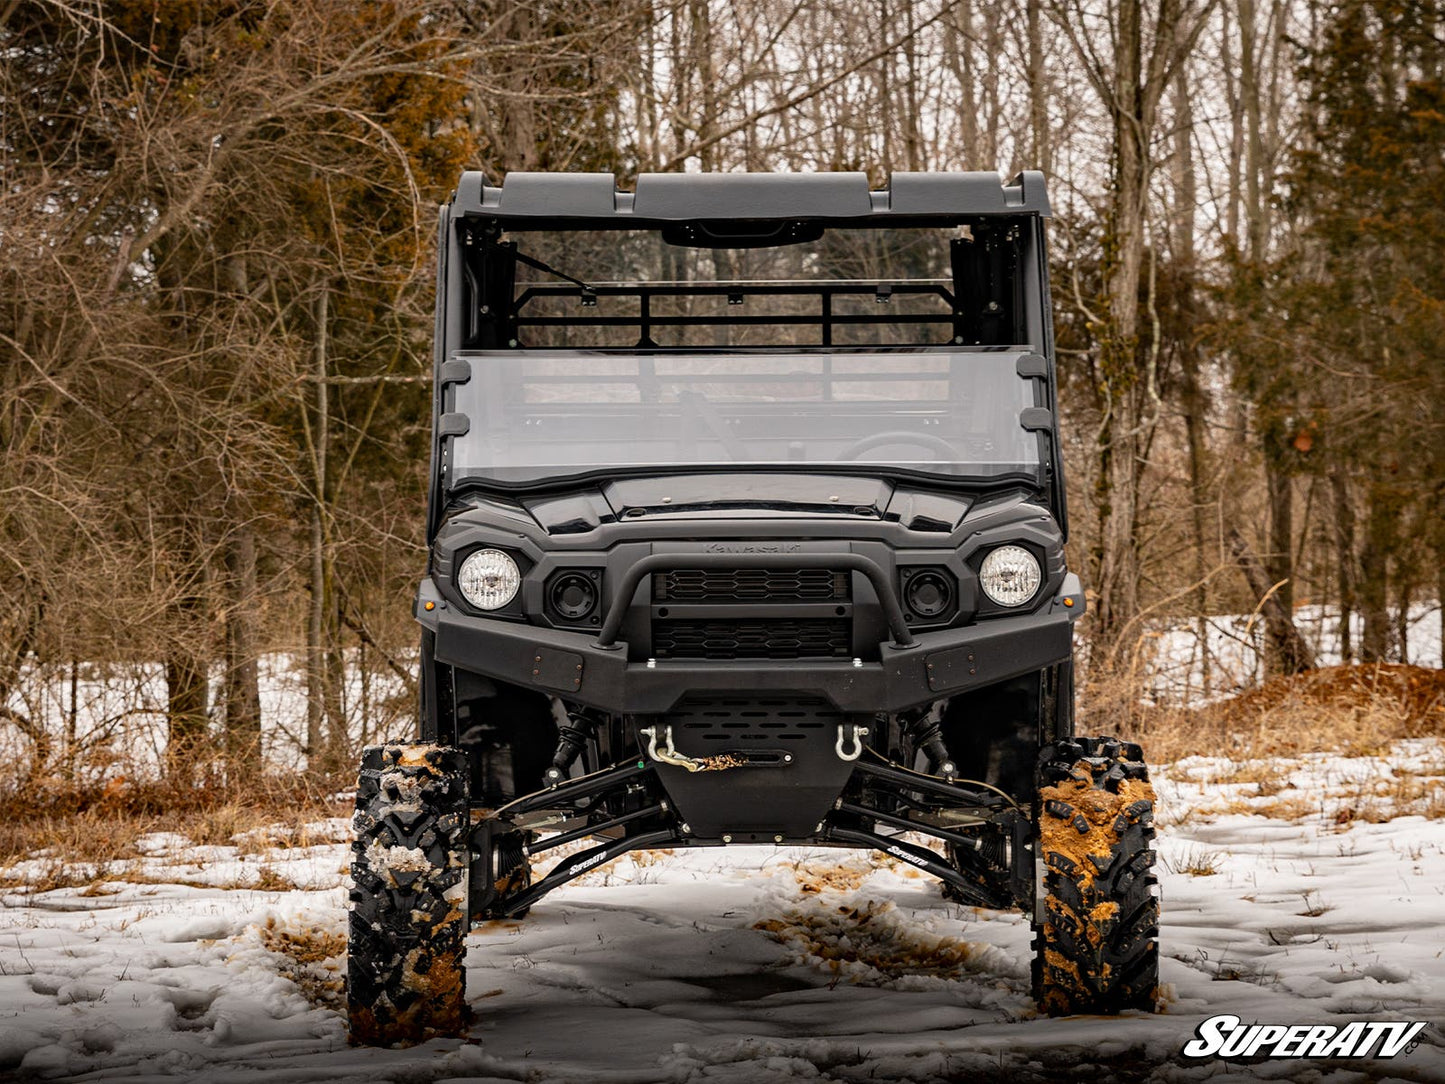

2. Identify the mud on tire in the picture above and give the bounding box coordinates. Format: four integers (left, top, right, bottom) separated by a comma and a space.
348, 744, 470, 1046
1031, 737, 1159, 1016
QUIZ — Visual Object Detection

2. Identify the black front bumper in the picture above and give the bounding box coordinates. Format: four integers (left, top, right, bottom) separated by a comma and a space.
418, 576, 1077, 715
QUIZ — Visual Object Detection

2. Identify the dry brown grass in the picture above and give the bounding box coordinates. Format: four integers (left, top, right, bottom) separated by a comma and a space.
1161, 845, 1224, 876
258, 916, 346, 1010
1326, 769, 1445, 825
0, 762, 349, 892
1095, 663, 1445, 763
754, 898, 995, 984
791, 859, 874, 894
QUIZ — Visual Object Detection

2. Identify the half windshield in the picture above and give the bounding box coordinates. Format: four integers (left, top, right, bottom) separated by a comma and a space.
448, 348, 1043, 487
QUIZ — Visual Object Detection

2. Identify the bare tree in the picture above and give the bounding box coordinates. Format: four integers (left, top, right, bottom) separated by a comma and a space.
1046, 0, 1213, 658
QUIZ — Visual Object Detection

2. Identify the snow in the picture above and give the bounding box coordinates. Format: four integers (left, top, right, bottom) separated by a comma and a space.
2, 743, 1444, 1081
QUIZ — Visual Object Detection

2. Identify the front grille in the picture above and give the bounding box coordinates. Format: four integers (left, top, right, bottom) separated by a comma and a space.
667, 695, 847, 741
652, 618, 850, 660
654, 567, 849, 603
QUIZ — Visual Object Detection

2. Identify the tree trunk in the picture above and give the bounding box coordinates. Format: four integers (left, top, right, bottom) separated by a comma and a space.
877, 0, 894, 175
1438, 561, 1444, 670
946, 1, 980, 166
66, 658, 78, 781
307, 282, 330, 769
63, 653, 78, 780
981, 5, 1002, 166
1093, 409, 1143, 653
901, 0, 924, 171
1239, 0, 1270, 262
691, 0, 718, 170
1238, 0, 1297, 674
166, 520, 210, 780
1026, 0, 1050, 174
1261, 429, 1295, 673
1328, 471, 1356, 661
499, 4, 540, 170
166, 648, 209, 779
1091, 0, 1149, 653
1395, 576, 1411, 665
1172, 60, 1211, 691
1228, 528, 1316, 673
223, 522, 262, 775
1359, 483, 1394, 662
1222, 1, 1244, 243
637, 0, 660, 171
324, 562, 348, 770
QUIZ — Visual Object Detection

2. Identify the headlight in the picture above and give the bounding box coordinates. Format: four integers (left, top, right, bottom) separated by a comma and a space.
457, 549, 521, 610
978, 545, 1041, 607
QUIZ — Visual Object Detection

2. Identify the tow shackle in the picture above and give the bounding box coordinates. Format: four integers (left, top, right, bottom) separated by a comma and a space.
836, 723, 870, 762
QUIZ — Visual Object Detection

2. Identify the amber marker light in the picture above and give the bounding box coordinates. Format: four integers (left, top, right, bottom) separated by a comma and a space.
1064, 598, 1074, 608
424, 601, 435, 611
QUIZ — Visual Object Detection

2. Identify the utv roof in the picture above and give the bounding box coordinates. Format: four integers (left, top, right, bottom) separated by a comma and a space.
450, 170, 1051, 221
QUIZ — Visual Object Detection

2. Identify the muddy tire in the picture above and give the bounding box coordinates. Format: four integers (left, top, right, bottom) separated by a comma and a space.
1031, 737, 1158, 1016
348, 744, 470, 1046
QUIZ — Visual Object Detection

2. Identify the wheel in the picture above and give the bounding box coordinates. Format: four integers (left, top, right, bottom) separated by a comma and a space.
348, 744, 470, 1046
1031, 737, 1159, 1015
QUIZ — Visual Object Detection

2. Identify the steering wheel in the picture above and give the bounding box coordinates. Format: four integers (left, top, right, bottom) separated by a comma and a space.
837, 430, 960, 462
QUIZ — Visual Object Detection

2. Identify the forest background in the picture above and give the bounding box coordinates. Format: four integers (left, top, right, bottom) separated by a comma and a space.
2, 0, 1441, 785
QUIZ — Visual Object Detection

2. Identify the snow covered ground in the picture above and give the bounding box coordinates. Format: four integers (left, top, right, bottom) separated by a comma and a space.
2, 743, 1443, 1081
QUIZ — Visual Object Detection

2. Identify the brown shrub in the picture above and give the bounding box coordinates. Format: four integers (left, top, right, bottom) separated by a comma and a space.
258, 916, 346, 1010
0, 760, 349, 889
1099, 664, 1445, 763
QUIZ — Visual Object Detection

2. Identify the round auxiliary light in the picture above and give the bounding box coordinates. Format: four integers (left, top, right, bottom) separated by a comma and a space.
457, 549, 521, 610
549, 572, 598, 621
979, 545, 1042, 608
905, 570, 954, 619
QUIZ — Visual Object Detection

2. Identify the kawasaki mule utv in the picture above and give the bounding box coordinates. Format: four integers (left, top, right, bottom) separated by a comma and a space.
347, 170, 1159, 1045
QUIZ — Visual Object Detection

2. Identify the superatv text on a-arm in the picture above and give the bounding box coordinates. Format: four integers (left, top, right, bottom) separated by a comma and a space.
345, 171, 1159, 1046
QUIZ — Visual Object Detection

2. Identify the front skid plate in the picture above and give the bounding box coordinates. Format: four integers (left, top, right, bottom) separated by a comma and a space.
651, 727, 857, 839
